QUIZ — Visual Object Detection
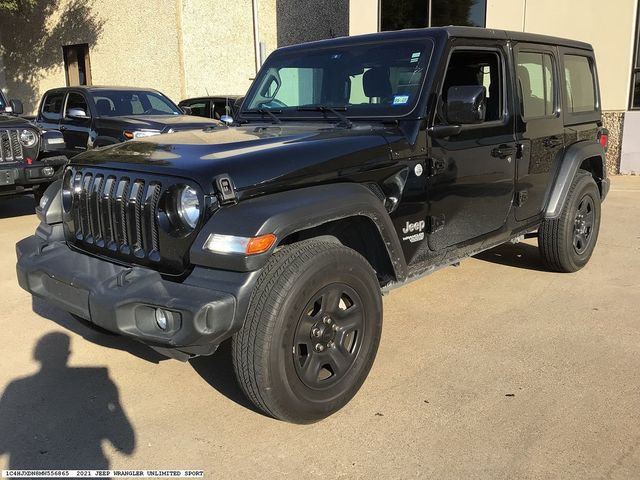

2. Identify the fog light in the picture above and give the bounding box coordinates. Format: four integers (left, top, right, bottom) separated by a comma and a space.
42, 166, 55, 177
155, 309, 169, 330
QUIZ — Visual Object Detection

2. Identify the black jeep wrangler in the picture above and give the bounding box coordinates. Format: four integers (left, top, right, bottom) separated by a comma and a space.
1, 90, 67, 201
16, 27, 609, 423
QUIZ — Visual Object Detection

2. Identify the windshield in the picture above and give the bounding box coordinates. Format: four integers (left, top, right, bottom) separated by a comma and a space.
243, 39, 433, 119
93, 90, 181, 117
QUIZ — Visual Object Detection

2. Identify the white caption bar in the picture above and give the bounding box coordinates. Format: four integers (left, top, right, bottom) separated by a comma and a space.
2, 471, 204, 478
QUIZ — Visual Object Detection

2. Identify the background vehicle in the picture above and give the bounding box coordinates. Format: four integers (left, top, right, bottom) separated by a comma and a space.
1, 97, 67, 201
18, 27, 608, 423
179, 95, 243, 122
35, 86, 220, 158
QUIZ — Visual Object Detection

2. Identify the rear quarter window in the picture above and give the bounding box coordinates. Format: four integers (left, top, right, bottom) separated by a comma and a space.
564, 55, 597, 113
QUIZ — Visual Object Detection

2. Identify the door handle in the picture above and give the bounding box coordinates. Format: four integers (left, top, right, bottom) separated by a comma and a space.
59, 126, 67, 132
543, 136, 562, 148
491, 145, 516, 159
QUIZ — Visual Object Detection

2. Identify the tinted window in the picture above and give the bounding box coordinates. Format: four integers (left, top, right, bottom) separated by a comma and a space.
244, 40, 433, 118
213, 101, 233, 119
91, 90, 181, 117
441, 50, 503, 122
185, 101, 209, 118
41, 92, 65, 121
381, 0, 486, 30
65, 92, 89, 116
564, 55, 596, 113
517, 52, 556, 119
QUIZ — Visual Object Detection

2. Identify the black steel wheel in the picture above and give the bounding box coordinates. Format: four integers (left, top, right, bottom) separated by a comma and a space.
293, 283, 365, 389
539, 171, 601, 272
232, 239, 382, 424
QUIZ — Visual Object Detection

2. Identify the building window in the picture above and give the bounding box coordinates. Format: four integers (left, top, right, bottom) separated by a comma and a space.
63, 44, 92, 87
381, 0, 486, 31
632, 8, 640, 109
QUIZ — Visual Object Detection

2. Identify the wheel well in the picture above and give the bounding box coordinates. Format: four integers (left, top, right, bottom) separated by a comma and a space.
580, 156, 605, 196
278, 216, 397, 286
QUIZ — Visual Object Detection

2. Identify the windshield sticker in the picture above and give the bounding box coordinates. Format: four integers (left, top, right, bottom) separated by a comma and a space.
410, 52, 421, 63
393, 95, 409, 105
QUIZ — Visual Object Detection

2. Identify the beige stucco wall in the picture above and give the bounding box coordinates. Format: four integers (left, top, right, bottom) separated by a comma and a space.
349, 0, 378, 36
0, 0, 275, 115
487, 0, 638, 112
181, 0, 277, 99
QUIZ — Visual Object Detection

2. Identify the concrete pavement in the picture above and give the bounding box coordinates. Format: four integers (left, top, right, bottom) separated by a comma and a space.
1, 177, 639, 479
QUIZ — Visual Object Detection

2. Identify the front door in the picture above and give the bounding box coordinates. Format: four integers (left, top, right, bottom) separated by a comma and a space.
60, 91, 92, 157
428, 44, 516, 251
512, 43, 564, 221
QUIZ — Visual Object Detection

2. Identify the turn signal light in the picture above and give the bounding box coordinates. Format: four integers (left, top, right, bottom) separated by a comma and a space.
246, 234, 277, 255
204, 233, 277, 256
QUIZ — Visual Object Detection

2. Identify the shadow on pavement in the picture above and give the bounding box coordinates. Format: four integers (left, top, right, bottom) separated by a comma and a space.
33, 297, 167, 364
474, 241, 548, 272
190, 340, 266, 417
0, 332, 135, 472
0, 195, 36, 219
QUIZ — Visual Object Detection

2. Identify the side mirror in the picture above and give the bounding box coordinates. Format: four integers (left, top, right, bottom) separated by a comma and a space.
67, 107, 89, 119
40, 130, 66, 152
9, 99, 23, 115
220, 115, 233, 125
446, 85, 486, 125
181, 106, 192, 115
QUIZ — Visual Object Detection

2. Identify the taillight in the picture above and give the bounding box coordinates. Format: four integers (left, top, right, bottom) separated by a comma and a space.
598, 128, 609, 151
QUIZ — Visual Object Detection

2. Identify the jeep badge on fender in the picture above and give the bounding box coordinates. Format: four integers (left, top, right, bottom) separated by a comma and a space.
17, 27, 608, 424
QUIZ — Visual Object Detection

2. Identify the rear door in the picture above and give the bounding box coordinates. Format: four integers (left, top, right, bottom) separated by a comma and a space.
427, 42, 517, 251
513, 43, 564, 221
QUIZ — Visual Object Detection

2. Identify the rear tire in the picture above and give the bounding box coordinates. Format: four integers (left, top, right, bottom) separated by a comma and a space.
538, 171, 601, 272
232, 239, 382, 424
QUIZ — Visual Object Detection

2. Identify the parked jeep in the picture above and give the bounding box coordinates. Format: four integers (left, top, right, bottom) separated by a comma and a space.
35, 86, 219, 158
17, 27, 609, 423
1, 91, 67, 201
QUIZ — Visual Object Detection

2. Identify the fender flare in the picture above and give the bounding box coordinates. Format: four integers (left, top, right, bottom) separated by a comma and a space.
189, 183, 408, 279
545, 140, 606, 219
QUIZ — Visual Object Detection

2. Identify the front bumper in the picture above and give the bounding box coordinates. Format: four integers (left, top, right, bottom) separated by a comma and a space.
0, 155, 67, 196
16, 235, 247, 360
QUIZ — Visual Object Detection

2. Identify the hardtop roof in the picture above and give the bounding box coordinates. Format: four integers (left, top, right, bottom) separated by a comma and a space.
277, 26, 593, 53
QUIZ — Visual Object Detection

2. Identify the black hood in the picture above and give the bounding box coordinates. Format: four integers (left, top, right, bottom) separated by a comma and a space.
97, 114, 219, 132
0, 114, 36, 129
71, 123, 396, 198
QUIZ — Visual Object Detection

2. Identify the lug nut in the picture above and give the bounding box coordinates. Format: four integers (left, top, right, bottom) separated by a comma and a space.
332, 324, 339, 331
323, 315, 332, 325
315, 343, 325, 352
312, 327, 321, 338
327, 341, 335, 348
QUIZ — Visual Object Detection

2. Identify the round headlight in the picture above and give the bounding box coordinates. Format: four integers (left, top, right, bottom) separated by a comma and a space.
177, 186, 200, 229
19, 129, 37, 148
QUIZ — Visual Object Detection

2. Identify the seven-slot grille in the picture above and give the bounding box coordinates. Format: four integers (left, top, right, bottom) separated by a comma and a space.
0, 129, 23, 162
69, 169, 162, 261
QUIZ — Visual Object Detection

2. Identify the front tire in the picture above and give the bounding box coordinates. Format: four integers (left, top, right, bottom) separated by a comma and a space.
538, 171, 601, 272
232, 239, 383, 424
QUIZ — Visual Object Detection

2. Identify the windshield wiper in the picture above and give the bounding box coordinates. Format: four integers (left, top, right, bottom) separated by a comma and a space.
243, 108, 282, 124
296, 105, 353, 128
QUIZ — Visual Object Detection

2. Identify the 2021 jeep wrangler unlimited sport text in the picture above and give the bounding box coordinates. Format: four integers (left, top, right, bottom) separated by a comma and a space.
17, 27, 609, 423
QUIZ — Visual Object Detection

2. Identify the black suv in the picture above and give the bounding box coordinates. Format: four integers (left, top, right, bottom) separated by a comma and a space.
36, 86, 219, 158
1, 90, 67, 201
17, 27, 609, 423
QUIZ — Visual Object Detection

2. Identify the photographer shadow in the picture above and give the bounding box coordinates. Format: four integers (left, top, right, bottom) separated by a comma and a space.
0, 332, 135, 472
